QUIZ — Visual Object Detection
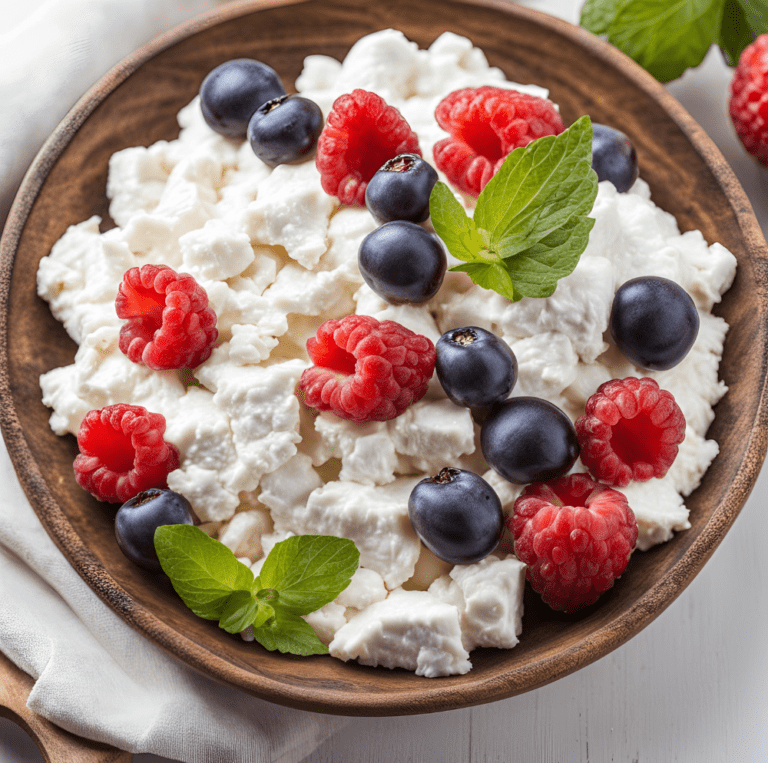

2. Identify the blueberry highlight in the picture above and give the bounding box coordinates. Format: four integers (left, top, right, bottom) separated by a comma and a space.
200, 59, 286, 138
365, 153, 438, 224
592, 123, 639, 193
115, 488, 195, 572
358, 220, 447, 305
408, 467, 503, 564
610, 276, 699, 371
248, 94, 323, 167
481, 397, 579, 484
436, 326, 517, 409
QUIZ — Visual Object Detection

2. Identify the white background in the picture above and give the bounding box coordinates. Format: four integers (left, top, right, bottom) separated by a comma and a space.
2, 0, 767, 760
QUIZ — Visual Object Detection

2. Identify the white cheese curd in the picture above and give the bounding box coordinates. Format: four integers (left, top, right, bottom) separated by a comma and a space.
37, 29, 737, 677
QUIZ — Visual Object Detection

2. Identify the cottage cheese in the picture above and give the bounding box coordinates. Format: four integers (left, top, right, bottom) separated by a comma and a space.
37, 29, 737, 676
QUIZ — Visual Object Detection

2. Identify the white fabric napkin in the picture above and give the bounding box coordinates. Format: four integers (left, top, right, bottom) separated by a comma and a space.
0, 1, 348, 760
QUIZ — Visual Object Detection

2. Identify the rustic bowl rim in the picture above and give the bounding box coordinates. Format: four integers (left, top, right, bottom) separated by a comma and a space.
2, 0, 768, 716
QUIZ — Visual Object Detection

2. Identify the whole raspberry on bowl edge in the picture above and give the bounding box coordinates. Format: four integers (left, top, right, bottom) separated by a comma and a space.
298, 314, 436, 423
74, 403, 181, 504
433, 86, 565, 197
115, 264, 218, 370
315, 89, 421, 206
511, 473, 638, 613
729, 34, 768, 165
575, 377, 686, 488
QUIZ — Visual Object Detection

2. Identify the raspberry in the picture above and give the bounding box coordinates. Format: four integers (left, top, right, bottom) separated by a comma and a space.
729, 35, 768, 165
315, 89, 421, 206
116, 264, 218, 370
575, 377, 685, 488
298, 314, 435, 422
433, 86, 565, 197
73, 404, 181, 504
511, 473, 638, 613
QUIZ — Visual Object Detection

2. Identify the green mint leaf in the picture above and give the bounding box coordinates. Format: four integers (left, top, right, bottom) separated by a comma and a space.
581, 0, 628, 34
259, 535, 359, 616
219, 590, 264, 634
719, 0, 768, 65
155, 525, 254, 620
253, 611, 329, 656
499, 215, 596, 299
474, 115, 597, 259
602, 0, 724, 83
429, 181, 486, 262
450, 262, 517, 301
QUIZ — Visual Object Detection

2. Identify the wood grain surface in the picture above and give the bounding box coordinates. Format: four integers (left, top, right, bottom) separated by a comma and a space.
1, 0, 767, 716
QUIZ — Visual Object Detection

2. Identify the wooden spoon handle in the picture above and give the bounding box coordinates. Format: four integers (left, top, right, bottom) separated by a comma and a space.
0, 650, 132, 763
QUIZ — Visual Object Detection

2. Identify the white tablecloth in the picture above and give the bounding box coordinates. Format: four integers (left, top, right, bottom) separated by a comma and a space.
2, 1, 768, 762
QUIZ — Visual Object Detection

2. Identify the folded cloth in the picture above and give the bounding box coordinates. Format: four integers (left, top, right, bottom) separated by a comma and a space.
0, 1, 348, 759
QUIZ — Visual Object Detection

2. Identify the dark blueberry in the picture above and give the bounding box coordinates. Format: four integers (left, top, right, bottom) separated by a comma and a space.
436, 326, 517, 409
365, 154, 438, 225
408, 467, 503, 564
592, 123, 639, 193
115, 488, 195, 572
248, 94, 323, 167
200, 59, 286, 138
610, 276, 699, 371
358, 220, 446, 305
481, 397, 579, 484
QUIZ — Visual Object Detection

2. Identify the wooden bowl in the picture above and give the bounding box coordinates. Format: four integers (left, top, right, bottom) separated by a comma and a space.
1, 0, 767, 716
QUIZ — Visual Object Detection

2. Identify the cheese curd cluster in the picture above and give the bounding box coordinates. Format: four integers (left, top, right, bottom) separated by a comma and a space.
37, 30, 736, 676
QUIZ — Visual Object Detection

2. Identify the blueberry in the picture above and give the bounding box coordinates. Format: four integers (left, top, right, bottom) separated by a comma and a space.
436, 326, 517, 409
481, 397, 579, 484
364, 154, 438, 225
248, 94, 323, 167
592, 123, 639, 192
115, 488, 195, 572
200, 59, 286, 138
358, 220, 446, 305
610, 276, 699, 371
408, 467, 503, 564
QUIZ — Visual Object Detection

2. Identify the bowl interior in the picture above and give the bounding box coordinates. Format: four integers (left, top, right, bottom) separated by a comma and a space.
2, 0, 767, 715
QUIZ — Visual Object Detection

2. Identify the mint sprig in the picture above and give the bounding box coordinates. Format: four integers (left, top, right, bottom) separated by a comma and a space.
155, 526, 359, 656
430, 115, 597, 302
580, 0, 768, 82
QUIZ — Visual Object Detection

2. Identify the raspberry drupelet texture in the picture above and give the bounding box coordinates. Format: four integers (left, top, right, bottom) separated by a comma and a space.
433, 86, 565, 197
116, 264, 218, 370
298, 314, 436, 422
315, 89, 421, 206
729, 34, 768, 165
512, 473, 638, 613
575, 377, 686, 488
73, 404, 181, 504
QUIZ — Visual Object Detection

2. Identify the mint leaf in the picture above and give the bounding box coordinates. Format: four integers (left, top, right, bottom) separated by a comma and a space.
429, 181, 485, 263
219, 590, 266, 634
475, 115, 597, 259
253, 611, 329, 656
719, 0, 768, 65
155, 525, 254, 620
581, 0, 628, 35
431, 116, 597, 302
259, 535, 359, 616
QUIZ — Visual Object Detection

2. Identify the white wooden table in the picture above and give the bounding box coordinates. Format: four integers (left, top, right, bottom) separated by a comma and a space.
2, 1, 767, 760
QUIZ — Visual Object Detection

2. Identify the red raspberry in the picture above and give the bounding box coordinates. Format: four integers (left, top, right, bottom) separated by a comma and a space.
512, 473, 638, 613
575, 377, 685, 488
73, 404, 181, 504
116, 264, 218, 370
298, 314, 435, 422
433, 86, 565, 197
729, 34, 768, 165
315, 89, 421, 206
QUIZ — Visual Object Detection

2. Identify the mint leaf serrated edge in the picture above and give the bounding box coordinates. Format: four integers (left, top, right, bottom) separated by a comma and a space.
259, 534, 360, 616
253, 612, 329, 656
